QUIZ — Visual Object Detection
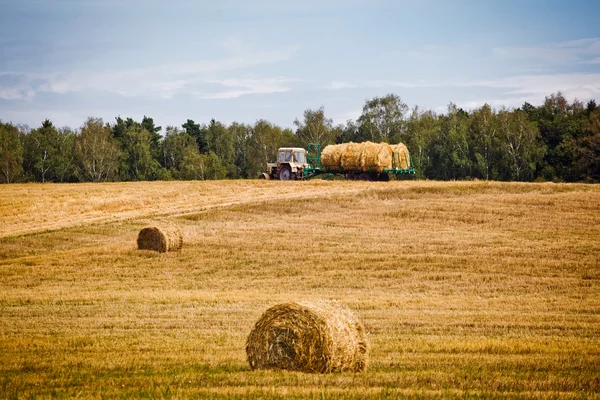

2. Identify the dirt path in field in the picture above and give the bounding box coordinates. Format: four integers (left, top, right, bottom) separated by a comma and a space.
0, 181, 374, 238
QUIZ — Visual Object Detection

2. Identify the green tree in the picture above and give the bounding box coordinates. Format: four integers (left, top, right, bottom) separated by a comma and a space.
404, 107, 439, 179
497, 110, 545, 181
160, 126, 195, 176
229, 122, 253, 178
427, 104, 471, 180
23, 119, 75, 182
141, 116, 162, 159
526, 92, 585, 181
294, 107, 334, 149
358, 94, 408, 143
179, 146, 227, 180
182, 119, 208, 152
119, 124, 160, 181
468, 105, 499, 180
570, 107, 600, 182
0, 121, 24, 183
75, 118, 121, 182
205, 119, 235, 177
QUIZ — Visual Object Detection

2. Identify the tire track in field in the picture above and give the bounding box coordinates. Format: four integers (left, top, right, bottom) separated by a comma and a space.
0, 186, 369, 239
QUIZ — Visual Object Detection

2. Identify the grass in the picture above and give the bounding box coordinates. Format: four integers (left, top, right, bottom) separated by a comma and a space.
0, 180, 599, 399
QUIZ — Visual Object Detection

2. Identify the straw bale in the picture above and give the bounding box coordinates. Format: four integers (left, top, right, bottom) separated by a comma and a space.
340, 142, 366, 171
320, 144, 347, 171
137, 226, 183, 253
246, 301, 369, 373
360, 142, 393, 172
391, 143, 411, 170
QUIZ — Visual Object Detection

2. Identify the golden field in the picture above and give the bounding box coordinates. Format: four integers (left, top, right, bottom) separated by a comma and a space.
0, 180, 599, 399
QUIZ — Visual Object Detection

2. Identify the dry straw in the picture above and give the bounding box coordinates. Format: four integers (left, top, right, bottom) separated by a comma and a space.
341, 142, 366, 171
246, 301, 369, 373
391, 143, 411, 170
137, 226, 183, 253
360, 142, 393, 172
320, 144, 348, 171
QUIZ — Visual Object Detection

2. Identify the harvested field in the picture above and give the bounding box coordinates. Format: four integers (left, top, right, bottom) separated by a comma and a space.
1, 180, 599, 398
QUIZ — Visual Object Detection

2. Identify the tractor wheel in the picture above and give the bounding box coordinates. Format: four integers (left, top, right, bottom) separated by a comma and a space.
259, 172, 270, 180
279, 166, 292, 181
359, 173, 372, 181
378, 173, 390, 182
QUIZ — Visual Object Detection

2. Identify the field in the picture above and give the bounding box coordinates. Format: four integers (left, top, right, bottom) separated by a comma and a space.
1, 180, 599, 399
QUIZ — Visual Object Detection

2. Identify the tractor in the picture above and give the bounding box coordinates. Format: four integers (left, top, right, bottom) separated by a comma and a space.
259, 147, 308, 181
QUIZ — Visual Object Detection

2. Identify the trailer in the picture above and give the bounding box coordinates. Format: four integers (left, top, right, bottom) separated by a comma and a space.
303, 143, 415, 181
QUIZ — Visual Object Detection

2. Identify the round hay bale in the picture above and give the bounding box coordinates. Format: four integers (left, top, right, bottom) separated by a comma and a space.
320, 144, 347, 171
360, 142, 393, 172
246, 301, 369, 373
137, 226, 183, 253
390, 143, 411, 170
340, 142, 366, 171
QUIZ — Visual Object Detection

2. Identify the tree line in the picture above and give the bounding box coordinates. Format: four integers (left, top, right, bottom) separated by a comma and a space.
1, 91, 598, 183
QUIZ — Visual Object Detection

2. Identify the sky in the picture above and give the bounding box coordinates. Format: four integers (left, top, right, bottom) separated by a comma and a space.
1, 0, 600, 131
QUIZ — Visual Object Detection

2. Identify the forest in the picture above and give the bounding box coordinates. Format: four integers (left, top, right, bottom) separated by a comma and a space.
1, 91, 598, 183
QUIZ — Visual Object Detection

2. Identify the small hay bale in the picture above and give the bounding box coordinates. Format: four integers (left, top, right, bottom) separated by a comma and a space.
390, 143, 411, 170
360, 142, 393, 172
246, 301, 369, 373
321, 143, 347, 171
137, 226, 183, 253
340, 142, 366, 171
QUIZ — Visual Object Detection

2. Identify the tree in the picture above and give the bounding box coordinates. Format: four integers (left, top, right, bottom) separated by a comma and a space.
468, 104, 499, 180
497, 110, 545, 181
182, 119, 208, 153
358, 94, 408, 143
160, 126, 195, 174
141, 116, 162, 159
570, 108, 600, 182
229, 122, 253, 178
427, 104, 471, 180
75, 118, 121, 182
404, 107, 439, 179
179, 146, 227, 180
53, 126, 77, 182
0, 122, 23, 183
119, 124, 160, 181
530, 92, 585, 181
294, 107, 334, 149
205, 119, 235, 177
23, 119, 75, 183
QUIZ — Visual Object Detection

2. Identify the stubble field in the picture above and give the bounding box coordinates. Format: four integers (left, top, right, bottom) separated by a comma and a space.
1, 180, 599, 399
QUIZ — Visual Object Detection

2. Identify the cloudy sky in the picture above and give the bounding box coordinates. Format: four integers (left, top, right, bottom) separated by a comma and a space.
1, 0, 599, 131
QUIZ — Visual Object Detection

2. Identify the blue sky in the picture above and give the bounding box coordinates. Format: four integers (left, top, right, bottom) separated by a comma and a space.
1, 0, 600, 131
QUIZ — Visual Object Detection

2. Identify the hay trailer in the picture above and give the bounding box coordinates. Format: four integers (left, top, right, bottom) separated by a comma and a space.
304, 143, 415, 181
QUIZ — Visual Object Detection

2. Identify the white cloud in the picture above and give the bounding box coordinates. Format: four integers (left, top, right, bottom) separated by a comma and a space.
2, 42, 299, 100
328, 81, 358, 90
327, 73, 600, 104
204, 78, 298, 99
0, 87, 34, 100
493, 38, 600, 64
331, 109, 362, 125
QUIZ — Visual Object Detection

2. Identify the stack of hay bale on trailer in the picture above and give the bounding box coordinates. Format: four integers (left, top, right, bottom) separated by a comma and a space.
317, 141, 413, 180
